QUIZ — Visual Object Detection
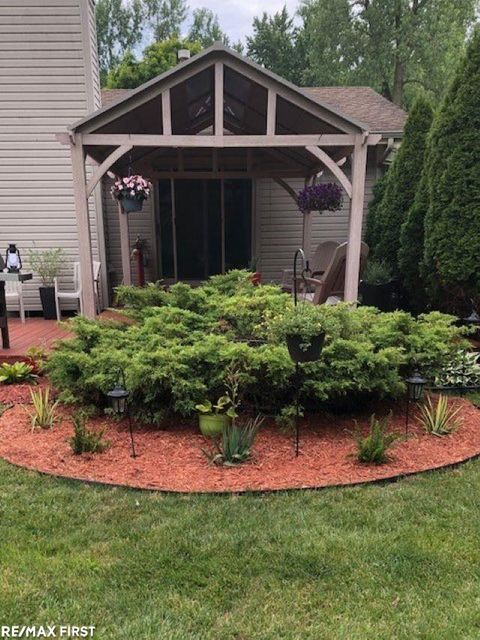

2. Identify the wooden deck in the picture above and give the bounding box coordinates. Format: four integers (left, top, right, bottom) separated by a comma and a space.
0, 318, 71, 362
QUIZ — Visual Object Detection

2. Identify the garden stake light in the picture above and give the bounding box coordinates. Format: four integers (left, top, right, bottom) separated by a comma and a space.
405, 370, 427, 434
107, 369, 136, 458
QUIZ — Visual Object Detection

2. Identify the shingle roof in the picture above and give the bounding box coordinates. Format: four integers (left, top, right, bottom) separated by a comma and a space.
101, 84, 406, 136
305, 86, 407, 134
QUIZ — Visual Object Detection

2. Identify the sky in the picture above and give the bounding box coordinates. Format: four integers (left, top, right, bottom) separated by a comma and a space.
185, 0, 301, 43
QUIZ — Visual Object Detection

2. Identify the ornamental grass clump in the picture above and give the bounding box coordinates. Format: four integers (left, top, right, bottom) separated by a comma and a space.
353, 414, 399, 464
418, 394, 462, 436
30, 388, 58, 431
204, 415, 263, 466
297, 182, 343, 214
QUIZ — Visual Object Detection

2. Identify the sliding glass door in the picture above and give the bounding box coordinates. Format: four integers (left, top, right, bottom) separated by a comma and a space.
157, 179, 252, 280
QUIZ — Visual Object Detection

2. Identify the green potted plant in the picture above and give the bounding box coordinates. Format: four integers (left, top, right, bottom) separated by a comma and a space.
359, 260, 397, 312
195, 367, 241, 437
28, 248, 64, 319
195, 396, 233, 437
273, 305, 326, 363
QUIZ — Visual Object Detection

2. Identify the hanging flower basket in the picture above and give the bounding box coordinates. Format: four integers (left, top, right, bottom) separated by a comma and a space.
111, 175, 152, 213
297, 182, 343, 214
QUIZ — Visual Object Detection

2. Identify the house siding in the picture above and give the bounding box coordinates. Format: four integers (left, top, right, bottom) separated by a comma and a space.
0, 0, 101, 312
255, 158, 378, 283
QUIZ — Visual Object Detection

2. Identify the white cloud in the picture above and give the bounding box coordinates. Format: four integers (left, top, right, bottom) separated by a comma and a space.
185, 0, 301, 44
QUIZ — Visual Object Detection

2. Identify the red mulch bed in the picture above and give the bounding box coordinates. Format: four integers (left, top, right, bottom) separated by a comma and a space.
0, 383, 479, 493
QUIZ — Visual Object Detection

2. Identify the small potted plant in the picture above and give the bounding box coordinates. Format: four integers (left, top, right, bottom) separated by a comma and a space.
28, 248, 64, 319
195, 396, 234, 437
359, 260, 397, 312
273, 305, 326, 363
111, 175, 152, 213
195, 367, 241, 437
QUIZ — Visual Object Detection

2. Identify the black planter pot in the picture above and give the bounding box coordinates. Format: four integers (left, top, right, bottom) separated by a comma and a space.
39, 286, 57, 320
286, 332, 325, 363
121, 197, 143, 213
359, 280, 398, 312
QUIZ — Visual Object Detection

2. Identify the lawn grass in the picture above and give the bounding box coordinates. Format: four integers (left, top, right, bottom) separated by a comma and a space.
1, 460, 480, 639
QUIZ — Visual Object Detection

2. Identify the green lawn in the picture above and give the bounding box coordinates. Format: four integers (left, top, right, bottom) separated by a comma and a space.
1, 460, 480, 639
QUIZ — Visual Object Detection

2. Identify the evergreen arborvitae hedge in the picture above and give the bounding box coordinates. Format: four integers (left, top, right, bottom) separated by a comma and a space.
398, 168, 430, 310
364, 171, 389, 252
422, 28, 480, 309
372, 97, 433, 276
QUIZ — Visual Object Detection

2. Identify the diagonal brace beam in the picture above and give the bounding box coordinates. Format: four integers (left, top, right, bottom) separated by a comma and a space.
86, 144, 133, 198
305, 145, 352, 199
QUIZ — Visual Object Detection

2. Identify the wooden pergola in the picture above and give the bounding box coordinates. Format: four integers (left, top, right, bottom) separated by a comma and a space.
59, 44, 381, 318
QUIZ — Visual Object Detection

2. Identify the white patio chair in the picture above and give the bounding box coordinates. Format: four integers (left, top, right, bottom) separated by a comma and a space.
54, 261, 101, 319
5, 280, 25, 323
281, 241, 340, 292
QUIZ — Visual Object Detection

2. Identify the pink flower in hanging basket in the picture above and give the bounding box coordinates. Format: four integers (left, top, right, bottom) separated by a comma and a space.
111, 174, 153, 202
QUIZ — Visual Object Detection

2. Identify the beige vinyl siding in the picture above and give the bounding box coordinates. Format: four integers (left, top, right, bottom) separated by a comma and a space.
256, 157, 378, 283
102, 178, 155, 294
0, 0, 101, 312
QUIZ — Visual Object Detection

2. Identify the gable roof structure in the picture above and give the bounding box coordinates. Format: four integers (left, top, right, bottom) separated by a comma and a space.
70, 43, 369, 135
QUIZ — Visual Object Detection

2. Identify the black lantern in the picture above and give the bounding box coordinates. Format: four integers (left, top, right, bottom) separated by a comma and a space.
107, 372, 136, 458
5, 244, 22, 273
405, 370, 427, 433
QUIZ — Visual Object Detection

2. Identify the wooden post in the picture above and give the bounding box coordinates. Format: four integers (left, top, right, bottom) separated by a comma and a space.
345, 136, 368, 302
70, 135, 96, 318
214, 62, 224, 135
118, 202, 132, 285
302, 211, 313, 264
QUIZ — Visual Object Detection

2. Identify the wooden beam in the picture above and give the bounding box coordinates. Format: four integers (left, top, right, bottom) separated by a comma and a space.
118, 201, 132, 286
214, 62, 224, 135
85, 144, 133, 198
70, 135, 96, 318
81, 133, 380, 148
344, 136, 368, 302
162, 89, 172, 135
149, 170, 310, 179
266, 90, 276, 135
305, 146, 352, 198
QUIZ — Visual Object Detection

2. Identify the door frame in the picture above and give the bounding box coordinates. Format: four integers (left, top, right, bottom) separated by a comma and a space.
154, 177, 255, 281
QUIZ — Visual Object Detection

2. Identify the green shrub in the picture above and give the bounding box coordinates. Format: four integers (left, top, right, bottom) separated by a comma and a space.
69, 412, 109, 454
275, 404, 303, 432
362, 260, 393, 285
0, 362, 35, 385
47, 278, 468, 419
353, 414, 399, 464
434, 350, 480, 388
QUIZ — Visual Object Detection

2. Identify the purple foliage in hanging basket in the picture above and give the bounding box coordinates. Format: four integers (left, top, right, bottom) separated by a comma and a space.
297, 182, 343, 214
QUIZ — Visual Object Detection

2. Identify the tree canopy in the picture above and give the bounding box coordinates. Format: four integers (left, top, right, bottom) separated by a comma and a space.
188, 8, 228, 47
105, 38, 202, 89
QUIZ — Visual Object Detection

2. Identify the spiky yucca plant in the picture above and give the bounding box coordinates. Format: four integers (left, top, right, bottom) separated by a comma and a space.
418, 394, 462, 436
30, 388, 58, 431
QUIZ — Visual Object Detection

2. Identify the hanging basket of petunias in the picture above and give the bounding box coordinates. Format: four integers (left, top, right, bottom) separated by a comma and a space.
297, 182, 343, 214
111, 175, 152, 213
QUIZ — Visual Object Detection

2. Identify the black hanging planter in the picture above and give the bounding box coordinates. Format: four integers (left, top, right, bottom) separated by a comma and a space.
286, 332, 325, 363
39, 286, 57, 320
121, 197, 143, 213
